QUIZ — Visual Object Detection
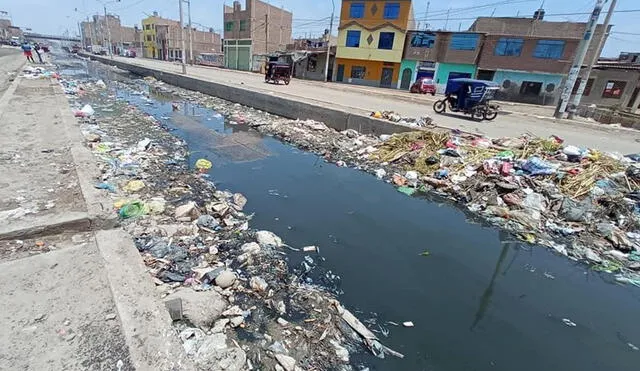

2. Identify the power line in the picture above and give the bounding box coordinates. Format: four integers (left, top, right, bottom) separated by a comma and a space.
424, 0, 536, 18
411, 9, 640, 22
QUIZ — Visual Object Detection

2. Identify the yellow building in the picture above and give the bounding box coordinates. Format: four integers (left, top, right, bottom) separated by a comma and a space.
335, 0, 414, 87
141, 15, 160, 59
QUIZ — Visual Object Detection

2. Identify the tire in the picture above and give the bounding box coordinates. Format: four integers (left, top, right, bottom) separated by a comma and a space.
484, 109, 498, 121
433, 100, 446, 113
472, 108, 485, 121
284, 79, 290, 85
431, 92, 435, 96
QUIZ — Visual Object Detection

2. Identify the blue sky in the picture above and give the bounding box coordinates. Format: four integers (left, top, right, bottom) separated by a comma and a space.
2, 0, 638, 56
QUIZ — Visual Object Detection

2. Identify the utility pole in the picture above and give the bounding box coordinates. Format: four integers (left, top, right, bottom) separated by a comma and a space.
265, 14, 269, 54
78, 22, 83, 48
187, 0, 193, 64
424, 1, 430, 30
104, 6, 113, 58
323, 0, 335, 82
444, 8, 450, 30
179, 0, 186, 74
554, 0, 605, 118
568, 0, 616, 119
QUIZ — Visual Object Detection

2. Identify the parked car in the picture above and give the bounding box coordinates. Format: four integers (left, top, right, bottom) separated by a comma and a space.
410, 77, 437, 95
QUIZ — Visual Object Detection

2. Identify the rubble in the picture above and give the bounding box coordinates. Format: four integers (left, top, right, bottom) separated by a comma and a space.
164, 288, 227, 329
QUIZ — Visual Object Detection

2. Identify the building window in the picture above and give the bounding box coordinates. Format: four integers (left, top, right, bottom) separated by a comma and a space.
351, 66, 366, 79
378, 32, 394, 50
410, 32, 435, 48
225, 21, 234, 32
449, 33, 479, 50
520, 81, 542, 96
346, 30, 361, 47
146, 35, 153, 42
533, 40, 565, 59
144, 24, 150, 30
239, 20, 247, 31
383, 3, 400, 19
350, 3, 365, 18
494, 38, 524, 56
572, 78, 595, 96
602, 80, 626, 99
307, 55, 317, 72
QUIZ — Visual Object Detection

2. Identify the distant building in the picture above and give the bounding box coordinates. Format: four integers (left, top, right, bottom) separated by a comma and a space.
0, 18, 23, 41
81, 14, 142, 54
335, 0, 415, 87
469, 14, 610, 105
285, 35, 337, 81
400, 30, 484, 91
576, 52, 640, 112
141, 12, 221, 62
223, 0, 293, 71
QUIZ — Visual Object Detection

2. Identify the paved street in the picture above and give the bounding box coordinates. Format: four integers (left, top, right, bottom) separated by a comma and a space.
0, 47, 25, 94
103, 55, 640, 153
0, 53, 190, 371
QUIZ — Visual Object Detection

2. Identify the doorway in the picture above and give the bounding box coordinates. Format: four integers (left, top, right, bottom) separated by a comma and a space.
400, 68, 412, 89
380, 67, 394, 87
477, 70, 496, 81
627, 87, 640, 109
336, 64, 345, 82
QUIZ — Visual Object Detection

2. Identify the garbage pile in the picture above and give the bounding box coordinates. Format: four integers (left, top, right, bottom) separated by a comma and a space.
20, 65, 59, 80
371, 110, 434, 127
62, 74, 405, 369
140, 76, 640, 284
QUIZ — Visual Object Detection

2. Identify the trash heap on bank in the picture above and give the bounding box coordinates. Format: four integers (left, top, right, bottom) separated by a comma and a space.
143, 74, 640, 284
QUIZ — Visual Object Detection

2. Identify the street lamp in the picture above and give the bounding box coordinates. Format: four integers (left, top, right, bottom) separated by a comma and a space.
323, 0, 335, 83
97, 0, 121, 59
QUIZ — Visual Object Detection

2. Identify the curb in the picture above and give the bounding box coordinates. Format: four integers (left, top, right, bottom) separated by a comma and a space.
53, 75, 195, 370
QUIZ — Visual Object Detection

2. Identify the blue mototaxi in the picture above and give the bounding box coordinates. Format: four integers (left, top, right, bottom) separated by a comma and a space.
433, 78, 500, 121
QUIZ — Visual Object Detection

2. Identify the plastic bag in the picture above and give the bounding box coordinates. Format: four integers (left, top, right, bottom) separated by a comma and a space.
375, 169, 386, 179
397, 187, 416, 196
405, 171, 419, 186
80, 104, 95, 116
521, 157, 557, 176
195, 158, 212, 171
118, 201, 148, 219
123, 180, 145, 193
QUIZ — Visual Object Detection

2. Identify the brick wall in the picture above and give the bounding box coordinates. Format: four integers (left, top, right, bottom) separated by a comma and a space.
477, 35, 578, 74
470, 17, 609, 69
437, 32, 483, 65
250, 0, 293, 54
223, 2, 252, 40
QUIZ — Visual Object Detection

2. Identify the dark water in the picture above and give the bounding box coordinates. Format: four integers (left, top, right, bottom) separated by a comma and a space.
60, 52, 640, 371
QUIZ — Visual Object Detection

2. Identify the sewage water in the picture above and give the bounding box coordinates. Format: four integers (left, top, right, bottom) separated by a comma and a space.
60, 53, 640, 371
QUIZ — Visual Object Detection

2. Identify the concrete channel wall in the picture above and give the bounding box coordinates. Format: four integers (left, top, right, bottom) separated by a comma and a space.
83, 54, 416, 135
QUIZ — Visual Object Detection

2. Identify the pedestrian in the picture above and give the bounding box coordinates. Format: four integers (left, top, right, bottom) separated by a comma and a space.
33, 43, 44, 64
21, 42, 35, 63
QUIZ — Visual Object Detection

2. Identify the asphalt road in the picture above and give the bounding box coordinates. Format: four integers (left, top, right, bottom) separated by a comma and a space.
100, 55, 640, 154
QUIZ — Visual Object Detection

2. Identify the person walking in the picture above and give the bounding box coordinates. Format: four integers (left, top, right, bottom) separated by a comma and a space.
21, 42, 35, 63
33, 43, 44, 64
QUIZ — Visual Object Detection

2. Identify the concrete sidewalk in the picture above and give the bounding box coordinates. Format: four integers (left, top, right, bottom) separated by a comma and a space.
88, 55, 640, 154
0, 65, 192, 370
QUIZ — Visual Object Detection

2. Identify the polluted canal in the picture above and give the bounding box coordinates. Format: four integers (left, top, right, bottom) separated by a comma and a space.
56, 54, 640, 371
